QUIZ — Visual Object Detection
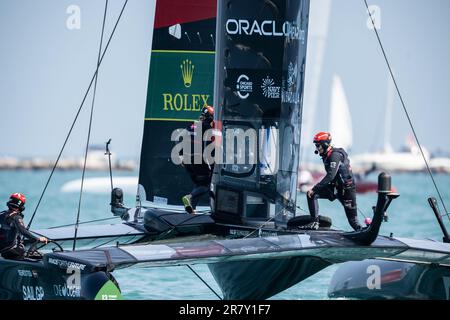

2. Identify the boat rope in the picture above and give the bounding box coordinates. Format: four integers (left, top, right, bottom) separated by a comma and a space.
357, 207, 368, 219
186, 265, 223, 300
27, 0, 129, 229
363, 0, 449, 220
73, 0, 109, 251
243, 208, 286, 239
90, 231, 134, 249
48, 216, 120, 229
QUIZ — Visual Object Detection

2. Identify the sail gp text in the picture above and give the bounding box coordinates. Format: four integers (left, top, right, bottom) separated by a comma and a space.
179, 304, 271, 318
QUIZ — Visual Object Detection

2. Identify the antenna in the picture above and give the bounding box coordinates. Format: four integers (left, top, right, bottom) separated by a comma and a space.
105, 139, 113, 192
428, 197, 450, 243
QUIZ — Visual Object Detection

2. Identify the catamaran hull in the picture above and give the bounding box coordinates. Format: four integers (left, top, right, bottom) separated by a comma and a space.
0, 258, 121, 300
328, 259, 450, 300
209, 256, 330, 300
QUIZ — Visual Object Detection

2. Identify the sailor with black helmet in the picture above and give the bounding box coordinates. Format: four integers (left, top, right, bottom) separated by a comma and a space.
301, 132, 363, 231
181, 106, 215, 214
0, 193, 48, 260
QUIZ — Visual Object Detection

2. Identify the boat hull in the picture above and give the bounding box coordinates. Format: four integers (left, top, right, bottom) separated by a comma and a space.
209, 256, 330, 300
0, 257, 121, 300
328, 259, 450, 300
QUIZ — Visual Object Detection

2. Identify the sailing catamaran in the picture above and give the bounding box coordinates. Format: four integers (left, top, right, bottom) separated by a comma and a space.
1, 0, 449, 300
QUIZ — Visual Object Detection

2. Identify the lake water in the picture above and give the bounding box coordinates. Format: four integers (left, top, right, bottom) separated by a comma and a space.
0, 170, 448, 299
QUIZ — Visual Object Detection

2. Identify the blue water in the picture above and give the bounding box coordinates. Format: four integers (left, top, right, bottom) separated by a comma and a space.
0, 170, 449, 299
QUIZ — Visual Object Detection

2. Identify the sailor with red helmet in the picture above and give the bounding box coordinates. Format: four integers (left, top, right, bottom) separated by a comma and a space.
302, 132, 363, 231
0, 193, 48, 259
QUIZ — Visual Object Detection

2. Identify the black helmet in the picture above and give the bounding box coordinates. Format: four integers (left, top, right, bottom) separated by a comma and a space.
7, 192, 26, 212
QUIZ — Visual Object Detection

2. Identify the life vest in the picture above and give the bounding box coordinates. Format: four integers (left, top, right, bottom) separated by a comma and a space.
331, 148, 355, 187
0, 211, 19, 251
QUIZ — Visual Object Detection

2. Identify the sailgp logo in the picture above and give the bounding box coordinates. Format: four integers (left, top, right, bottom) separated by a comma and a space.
180, 59, 194, 88
236, 74, 253, 99
226, 19, 305, 42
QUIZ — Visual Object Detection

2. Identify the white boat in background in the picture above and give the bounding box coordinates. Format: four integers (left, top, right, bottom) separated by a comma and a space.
350, 77, 430, 172
351, 140, 430, 172
429, 157, 450, 173
61, 176, 138, 194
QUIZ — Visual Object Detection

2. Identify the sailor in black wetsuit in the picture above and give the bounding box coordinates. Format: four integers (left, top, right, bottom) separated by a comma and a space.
181, 106, 215, 214
302, 132, 363, 231
0, 193, 48, 260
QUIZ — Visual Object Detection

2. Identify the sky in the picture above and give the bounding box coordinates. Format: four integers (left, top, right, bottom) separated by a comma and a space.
0, 0, 449, 162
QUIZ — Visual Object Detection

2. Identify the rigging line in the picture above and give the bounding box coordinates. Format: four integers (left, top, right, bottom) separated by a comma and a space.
48, 216, 120, 229
27, 0, 129, 229
363, 0, 449, 220
185, 265, 223, 300
357, 207, 367, 219
74, 0, 109, 251
90, 231, 134, 249
243, 208, 286, 239
241, 189, 303, 239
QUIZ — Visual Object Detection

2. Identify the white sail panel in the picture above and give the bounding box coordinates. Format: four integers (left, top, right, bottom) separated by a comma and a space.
329, 74, 353, 150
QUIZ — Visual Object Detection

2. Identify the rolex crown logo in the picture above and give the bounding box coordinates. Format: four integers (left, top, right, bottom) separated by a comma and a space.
180, 59, 194, 88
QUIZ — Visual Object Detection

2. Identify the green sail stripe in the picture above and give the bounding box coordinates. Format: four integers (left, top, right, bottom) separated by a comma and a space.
151, 50, 215, 54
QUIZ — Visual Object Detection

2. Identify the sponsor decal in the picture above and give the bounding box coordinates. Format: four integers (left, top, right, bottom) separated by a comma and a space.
53, 284, 81, 298
18, 269, 33, 277
146, 51, 214, 120
17, 269, 39, 278
229, 229, 277, 237
261, 76, 280, 99
366, 265, 381, 290
226, 19, 305, 42
236, 74, 253, 99
180, 59, 194, 88
169, 23, 182, 39
22, 286, 44, 300
282, 62, 300, 104
48, 258, 86, 271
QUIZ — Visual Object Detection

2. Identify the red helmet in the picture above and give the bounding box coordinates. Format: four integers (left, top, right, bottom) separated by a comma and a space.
200, 105, 214, 119
313, 132, 332, 152
313, 132, 331, 143
7, 193, 26, 211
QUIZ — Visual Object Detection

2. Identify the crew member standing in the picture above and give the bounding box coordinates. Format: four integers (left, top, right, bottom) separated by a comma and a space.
181, 106, 215, 214
302, 132, 362, 231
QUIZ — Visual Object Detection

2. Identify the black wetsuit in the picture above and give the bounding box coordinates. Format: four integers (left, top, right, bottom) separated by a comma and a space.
308, 147, 362, 231
0, 210, 40, 259
182, 119, 214, 209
